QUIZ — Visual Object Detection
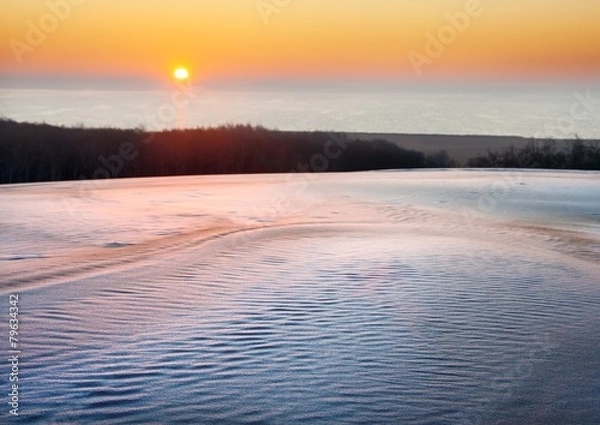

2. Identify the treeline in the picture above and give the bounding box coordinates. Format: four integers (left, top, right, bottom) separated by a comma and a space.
467, 140, 600, 170
2, 119, 599, 184
0, 119, 433, 184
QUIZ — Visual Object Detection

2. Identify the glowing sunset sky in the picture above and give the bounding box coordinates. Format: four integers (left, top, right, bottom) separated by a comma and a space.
1, 0, 599, 86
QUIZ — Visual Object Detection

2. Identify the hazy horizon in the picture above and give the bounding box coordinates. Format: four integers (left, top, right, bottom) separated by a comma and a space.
2, 84, 599, 139
3, 1, 600, 87
3, 1, 599, 135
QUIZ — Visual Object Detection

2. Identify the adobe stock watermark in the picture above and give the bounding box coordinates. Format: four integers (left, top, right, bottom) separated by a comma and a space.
192, 131, 350, 258
61, 80, 196, 218
256, 0, 293, 26
9, 0, 86, 65
535, 89, 597, 140
239, 131, 349, 225
459, 87, 597, 229
8, 295, 20, 417
408, 0, 493, 77
465, 332, 553, 425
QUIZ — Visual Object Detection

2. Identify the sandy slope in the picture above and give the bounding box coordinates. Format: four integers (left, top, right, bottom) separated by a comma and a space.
1, 170, 600, 424
1, 169, 599, 291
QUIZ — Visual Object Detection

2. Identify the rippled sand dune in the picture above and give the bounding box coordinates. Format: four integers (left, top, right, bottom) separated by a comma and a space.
1, 170, 599, 424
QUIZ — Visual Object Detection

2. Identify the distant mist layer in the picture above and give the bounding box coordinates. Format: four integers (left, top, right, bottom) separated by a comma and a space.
1, 85, 598, 138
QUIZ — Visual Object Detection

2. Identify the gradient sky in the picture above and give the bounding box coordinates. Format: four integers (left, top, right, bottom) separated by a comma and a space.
1, 0, 599, 87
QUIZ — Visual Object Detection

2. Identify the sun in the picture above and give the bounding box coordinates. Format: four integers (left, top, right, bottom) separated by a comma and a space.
174, 67, 189, 81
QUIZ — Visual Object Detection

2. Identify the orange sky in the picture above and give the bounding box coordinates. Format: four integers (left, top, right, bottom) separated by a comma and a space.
1, 0, 599, 86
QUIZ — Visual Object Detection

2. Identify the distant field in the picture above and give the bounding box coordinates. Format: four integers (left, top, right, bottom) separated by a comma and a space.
352, 132, 577, 164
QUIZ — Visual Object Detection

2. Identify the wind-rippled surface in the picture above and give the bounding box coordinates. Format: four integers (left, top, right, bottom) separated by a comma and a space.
1, 171, 600, 423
